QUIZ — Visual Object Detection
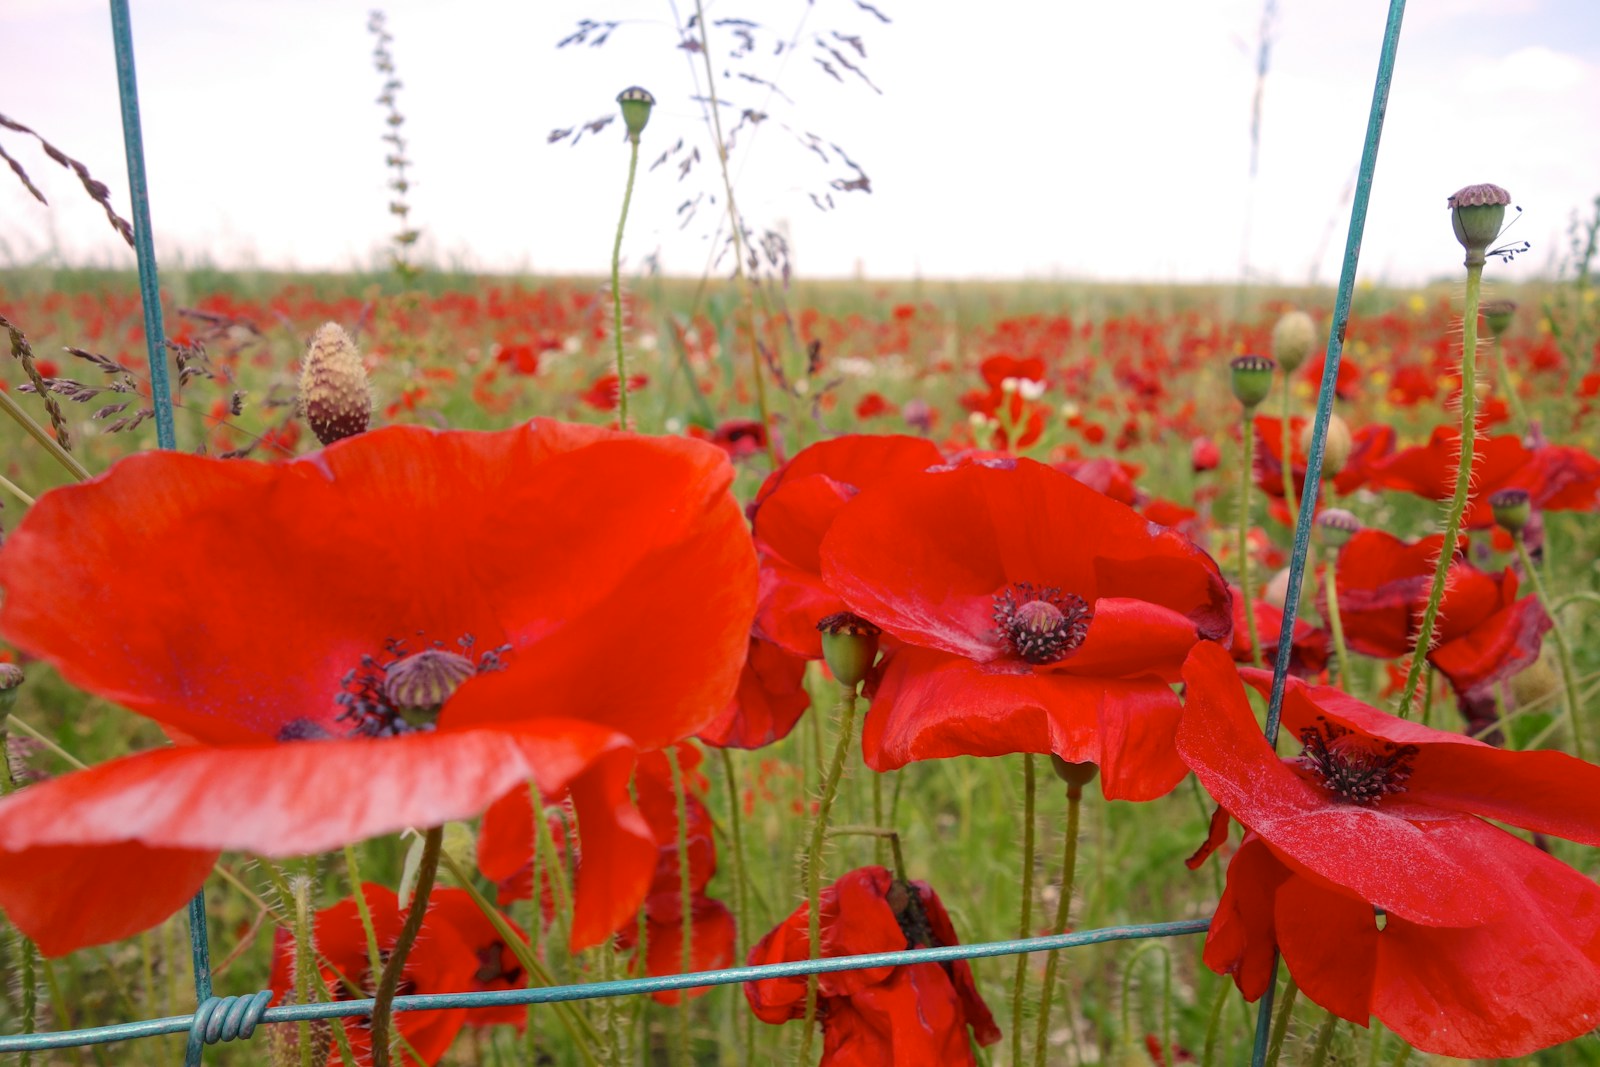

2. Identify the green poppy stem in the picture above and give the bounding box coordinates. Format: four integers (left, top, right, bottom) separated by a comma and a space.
610, 133, 642, 429
667, 747, 695, 1066
718, 747, 757, 1067
370, 824, 444, 1067
1030, 783, 1084, 1067
1515, 539, 1587, 760
1322, 547, 1353, 687
1240, 410, 1264, 666
1281, 377, 1300, 544
798, 686, 859, 1067
1308, 1010, 1341, 1067
1397, 259, 1484, 718
1011, 753, 1037, 1067
1263, 976, 1300, 1067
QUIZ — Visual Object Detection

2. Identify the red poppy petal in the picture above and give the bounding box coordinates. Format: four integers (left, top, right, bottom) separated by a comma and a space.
753, 560, 841, 660
752, 474, 855, 573
1372, 829, 1600, 1059
1427, 593, 1550, 697
566, 747, 656, 950
642, 897, 737, 1004
0, 841, 218, 957
698, 637, 813, 750
863, 648, 1186, 799
1274, 871, 1379, 1026
1178, 643, 1503, 926
1203, 836, 1289, 1001
1063, 598, 1209, 680
751, 435, 942, 511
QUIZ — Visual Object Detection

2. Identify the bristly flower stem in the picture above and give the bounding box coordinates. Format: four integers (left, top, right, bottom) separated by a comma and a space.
1322, 547, 1353, 686
1239, 410, 1263, 667
1515, 538, 1586, 759
667, 747, 695, 1067
611, 131, 642, 429
1011, 753, 1037, 1067
719, 747, 757, 1065
370, 824, 444, 1067
798, 686, 859, 1067
1030, 783, 1084, 1067
1280, 377, 1300, 544
1397, 258, 1484, 718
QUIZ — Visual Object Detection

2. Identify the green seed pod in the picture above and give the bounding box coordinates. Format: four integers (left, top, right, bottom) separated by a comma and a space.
616, 86, 655, 143
816, 612, 881, 690
1490, 488, 1531, 534
1316, 508, 1361, 549
1448, 183, 1511, 266
1229, 355, 1276, 409
1049, 754, 1099, 789
1271, 310, 1316, 374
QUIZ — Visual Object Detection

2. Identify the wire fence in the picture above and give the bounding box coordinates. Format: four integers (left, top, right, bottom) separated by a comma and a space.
0, 0, 1407, 1061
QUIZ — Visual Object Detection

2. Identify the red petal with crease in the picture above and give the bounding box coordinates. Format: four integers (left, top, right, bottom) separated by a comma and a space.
1202, 835, 1288, 1001
1274, 870, 1379, 1026
698, 637, 812, 749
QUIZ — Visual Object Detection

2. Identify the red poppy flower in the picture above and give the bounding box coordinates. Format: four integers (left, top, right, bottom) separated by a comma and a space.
1053, 456, 1143, 507
1190, 436, 1221, 473
0, 421, 756, 956
745, 865, 1000, 1065
854, 392, 890, 420
697, 637, 812, 749
579, 372, 649, 411
479, 743, 735, 1004
1330, 423, 1394, 496
820, 456, 1232, 799
1251, 415, 1308, 502
686, 418, 769, 460
1367, 427, 1600, 528
426, 889, 531, 1029
750, 435, 943, 662
1225, 584, 1328, 678
268, 883, 479, 1065
1328, 528, 1549, 702
1178, 642, 1600, 1059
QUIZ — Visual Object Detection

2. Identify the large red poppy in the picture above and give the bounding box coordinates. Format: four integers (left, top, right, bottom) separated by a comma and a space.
1178, 642, 1600, 1059
1328, 528, 1549, 702
268, 883, 479, 1066
745, 865, 1000, 1065
0, 421, 756, 956
820, 456, 1231, 799
1367, 427, 1600, 528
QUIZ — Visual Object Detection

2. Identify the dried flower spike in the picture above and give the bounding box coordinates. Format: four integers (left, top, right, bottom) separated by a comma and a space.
298, 323, 372, 446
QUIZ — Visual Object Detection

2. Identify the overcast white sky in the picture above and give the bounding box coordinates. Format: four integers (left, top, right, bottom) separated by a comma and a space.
1, 0, 1596, 285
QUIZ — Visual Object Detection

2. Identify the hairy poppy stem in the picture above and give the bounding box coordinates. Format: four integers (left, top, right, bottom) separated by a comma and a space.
292, 877, 316, 1067
611, 131, 642, 430
1263, 976, 1299, 1067
1201, 979, 1231, 1067
871, 771, 886, 867
667, 747, 695, 1067
1398, 259, 1483, 718
1321, 547, 1353, 687
1307, 1010, 1340, 1067
1515, 539, 1586, 760
798, 687, 859, 1067
370, 824, 443, 1067
1239, 410, 1264, 667
1010, 752, 1037, 1067
718, 747, 757, 1067
1280, 378, 1300, 544
341, 845, 387, 995
1030, 783, 1083, 1067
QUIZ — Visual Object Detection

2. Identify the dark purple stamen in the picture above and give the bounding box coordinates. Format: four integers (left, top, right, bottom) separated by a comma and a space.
1296, 717, 1418, 806
992, 583, 1092, 664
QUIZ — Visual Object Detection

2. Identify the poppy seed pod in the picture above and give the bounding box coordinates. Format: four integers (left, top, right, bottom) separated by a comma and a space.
298, 323, 371, 447
1490, 488, 1532, 534
1448, 183, 1511, 266
616, 86, 655, 143
1482, 300, 1517, 340
1271, 310, 1316, 374
1049, 754, 1099, 790
0, 662, 20, 715
1315, 508, 1361, 549
816, 611, 881, 690
1229, 356, 1276, 409
1300, 412, 1352, 476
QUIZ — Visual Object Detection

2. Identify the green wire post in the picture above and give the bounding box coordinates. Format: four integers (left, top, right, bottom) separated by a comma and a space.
1252, 2, 1408, 1063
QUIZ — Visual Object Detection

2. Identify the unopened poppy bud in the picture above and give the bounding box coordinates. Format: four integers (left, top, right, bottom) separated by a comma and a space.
616, 86, 655, 143
1490, 488, 1531, 533
1300, 412, 1352, 475
1049, 755, 1099, 791
1271, 310, 1316, 373
1190, 436, 1220, 472
1481, 300, 1517, 340
440, 819, 477, 871
299, 323, 371, 446
1262, 567, 1292, 610
817, 612, 881, 690
0, 662, 20, 715
1448, 183, 1511, 266
1316, 508, 1361, 549
1229, 355, 1276, 409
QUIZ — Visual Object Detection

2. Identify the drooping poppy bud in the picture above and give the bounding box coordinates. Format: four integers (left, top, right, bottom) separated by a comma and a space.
1448, 183, 1511, 266
298, 323, 371, 446
1229, 355, 1276, 409
1481, 299, 1517, 339
816, 611, 881, 690
616, 86, 655, 144
1271, 310, 1316, 374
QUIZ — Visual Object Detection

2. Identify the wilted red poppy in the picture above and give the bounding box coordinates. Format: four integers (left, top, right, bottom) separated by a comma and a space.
1368, 427, 1600, 528
480, 743, 734, 1004
750, 435, 943, 662
1178, 642, 1600, 1059
820, 456, 1232, 799
268, 883, 479, 1065
745, 865, 1000, 1065
1328, 528, 1549, 704
0, 421, 756, 956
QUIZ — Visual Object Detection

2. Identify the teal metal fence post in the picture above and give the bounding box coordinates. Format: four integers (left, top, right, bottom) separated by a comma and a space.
107, 2, 213, 1064
1250, 1, 1408, 1063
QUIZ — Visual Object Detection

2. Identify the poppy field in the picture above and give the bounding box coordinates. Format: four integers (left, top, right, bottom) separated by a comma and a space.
1, 235, 1600, 1067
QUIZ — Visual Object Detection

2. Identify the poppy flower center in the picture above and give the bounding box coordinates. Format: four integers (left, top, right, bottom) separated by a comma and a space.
885, 879, 938, 950
992, 583, 1092, 664
328, 634, 512, 740
1296, 718, 1418, 806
